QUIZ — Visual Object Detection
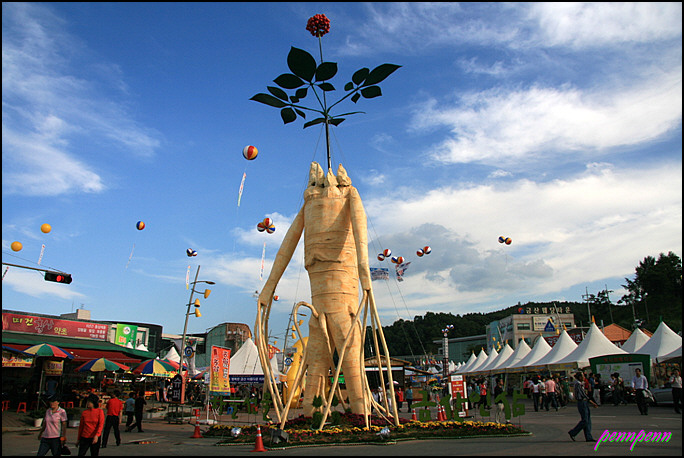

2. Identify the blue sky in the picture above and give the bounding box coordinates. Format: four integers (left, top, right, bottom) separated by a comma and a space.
2, 3, 681, 348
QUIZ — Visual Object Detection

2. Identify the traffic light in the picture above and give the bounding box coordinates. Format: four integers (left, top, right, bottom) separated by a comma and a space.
44, 271, 72, 284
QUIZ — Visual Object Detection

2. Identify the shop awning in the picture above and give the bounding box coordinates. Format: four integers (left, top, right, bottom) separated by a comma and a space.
2, 331, 157, 364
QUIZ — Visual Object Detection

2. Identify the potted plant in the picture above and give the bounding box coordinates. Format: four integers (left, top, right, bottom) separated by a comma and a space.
27, 408, 46, 427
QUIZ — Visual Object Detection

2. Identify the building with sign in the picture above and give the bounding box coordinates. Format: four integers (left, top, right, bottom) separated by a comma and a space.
486, 305, 577, 352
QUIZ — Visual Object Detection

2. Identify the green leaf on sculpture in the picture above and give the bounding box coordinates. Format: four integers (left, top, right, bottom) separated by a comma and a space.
352, 68, 369, 85
303, 117, 326, 129
317, 82, 335, 92
363, 64, 401, 86
267, 86, 289, 101
329, 118, 345, 126
280, 107, 297, 124
295, 88, 308, 99
351, 93, 361, 103
360, 86, 382, 99
315, 62, 338, 82
274, 73, 305, 89
294, 108, 306, 119
287, 47, 316, 82
250, 93, 288, 108
344, 82, 354, 91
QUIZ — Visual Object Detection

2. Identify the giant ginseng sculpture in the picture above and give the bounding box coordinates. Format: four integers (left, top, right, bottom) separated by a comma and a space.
251, 14, 401, 430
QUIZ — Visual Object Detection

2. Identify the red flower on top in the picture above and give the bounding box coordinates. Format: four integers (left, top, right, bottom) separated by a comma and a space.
306, 14, 330, 37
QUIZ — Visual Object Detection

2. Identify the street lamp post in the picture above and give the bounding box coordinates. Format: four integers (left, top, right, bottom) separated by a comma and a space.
441, 325, 454, 380
179, 265, 214, 404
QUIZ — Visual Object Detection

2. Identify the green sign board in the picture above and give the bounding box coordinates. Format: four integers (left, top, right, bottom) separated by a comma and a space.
115, 323, 138, 347
590, 353, 651, 386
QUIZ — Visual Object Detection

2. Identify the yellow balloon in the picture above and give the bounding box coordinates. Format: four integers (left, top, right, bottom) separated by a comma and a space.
41, 223, 52, 234
11, 241, 23, 252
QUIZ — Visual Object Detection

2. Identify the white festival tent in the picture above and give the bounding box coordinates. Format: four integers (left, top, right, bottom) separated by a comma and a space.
472, 348, 499, 374
230, 337, 284, 380
553, 322, 627, 368
483, 343, 514, 374
497, 339, 531, 371
506, 336, 551, 372
463, 349, 489, 374
456, 352, 478, 373
657, 345, 682, 363
620, 328, 651, 353
164, 345, 181, 363
634, 321, 682, 362
527, 330, 578, 368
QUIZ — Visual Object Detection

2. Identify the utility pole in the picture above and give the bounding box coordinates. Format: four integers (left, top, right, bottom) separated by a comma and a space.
582, 287, 592, 323
604, 285, 614, 324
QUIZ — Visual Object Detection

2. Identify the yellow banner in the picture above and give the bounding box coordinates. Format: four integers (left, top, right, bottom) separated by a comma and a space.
209, 346, 231, 395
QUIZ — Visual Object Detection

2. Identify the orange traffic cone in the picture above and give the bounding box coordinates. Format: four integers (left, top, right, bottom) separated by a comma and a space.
251, 425, 267, 452
439, 405, 446, 421
191, 418, 203, 438
411, 409, 417, 421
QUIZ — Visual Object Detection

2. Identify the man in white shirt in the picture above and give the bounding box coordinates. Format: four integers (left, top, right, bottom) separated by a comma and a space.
669, 369, 682, 414
632, 368, 649, 415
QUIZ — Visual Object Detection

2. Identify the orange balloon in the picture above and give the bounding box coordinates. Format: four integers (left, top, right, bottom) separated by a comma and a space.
11, 241, 23, 252
41, 223, 52, 234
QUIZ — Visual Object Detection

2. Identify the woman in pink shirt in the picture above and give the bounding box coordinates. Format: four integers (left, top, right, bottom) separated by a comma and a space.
37, 395, 68, 456
77, 394, 105, 456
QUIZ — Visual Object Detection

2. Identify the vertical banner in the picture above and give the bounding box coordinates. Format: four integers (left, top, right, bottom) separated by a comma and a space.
450, 374, 468, 417
209, 346, 231, 396
115, 323, 138, 347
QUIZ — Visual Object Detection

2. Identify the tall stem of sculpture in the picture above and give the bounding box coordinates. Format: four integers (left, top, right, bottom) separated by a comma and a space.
318, 36, 332, 171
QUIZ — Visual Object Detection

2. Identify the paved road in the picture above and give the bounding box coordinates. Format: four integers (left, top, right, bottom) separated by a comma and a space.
2, 401, 681, 456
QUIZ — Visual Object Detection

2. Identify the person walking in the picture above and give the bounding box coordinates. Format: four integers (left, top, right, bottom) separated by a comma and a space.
544, 376, 559, 411
37, 395, 68, 456
405, 386, 413, 412
610, 373, 625, 406
76, 394, 104, 456
669, 369, 681, 414
593, 374, 602, 405
632, 368, 649, 415
493, 378, 506, 424
531, 376, 542, 412
396, 386, 404, 412
123, 392, 135, 430
568, 372, 598, 442
101, 390, 123, 448
126, 391, 146, 432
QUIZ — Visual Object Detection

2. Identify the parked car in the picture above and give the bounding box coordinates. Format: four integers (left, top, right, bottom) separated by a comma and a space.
648, 387, 673, 406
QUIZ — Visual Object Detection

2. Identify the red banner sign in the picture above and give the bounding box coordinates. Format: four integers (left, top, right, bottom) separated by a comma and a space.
2, 312, 109, 340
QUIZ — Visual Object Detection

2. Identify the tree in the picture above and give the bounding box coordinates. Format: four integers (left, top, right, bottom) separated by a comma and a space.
619, 252, 682, 332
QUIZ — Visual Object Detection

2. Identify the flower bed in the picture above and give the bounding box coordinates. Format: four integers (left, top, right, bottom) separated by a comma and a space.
207, 413, 529, 448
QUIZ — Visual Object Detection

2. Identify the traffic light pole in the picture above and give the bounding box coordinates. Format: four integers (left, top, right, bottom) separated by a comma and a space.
2, 263, 71, 283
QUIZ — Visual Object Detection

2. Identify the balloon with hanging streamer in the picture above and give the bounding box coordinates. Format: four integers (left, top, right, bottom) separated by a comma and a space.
242, 145, 258, 160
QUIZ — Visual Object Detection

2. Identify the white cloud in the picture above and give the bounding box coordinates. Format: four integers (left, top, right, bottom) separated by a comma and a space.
412, 67, 682, 165
364, 161, 682, 319
2, 269, 85, 301
2, 2, 161, 196
528, 2, 682, 48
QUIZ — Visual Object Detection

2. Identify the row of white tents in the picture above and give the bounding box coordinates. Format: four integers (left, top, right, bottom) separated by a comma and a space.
452, 320, 682, 376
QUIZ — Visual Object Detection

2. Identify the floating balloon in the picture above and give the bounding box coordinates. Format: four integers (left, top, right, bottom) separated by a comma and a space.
243, 145, 258, 160
391, 256, 404, 264
262, 217, 273, 227
273, 295, 279, 301
136, 221, 145, 230
257, 222, 266, 232
498, 236, 505, 244
11, 241, 23, 252
505, 237, 512, 245
416, 249, 424, 257
186, 248, 197, 257
265, 224, 276, 234
383, 248, 392, 257
423, 246, 431, 255
377, 254, 385, 261
41, 223, 52, 234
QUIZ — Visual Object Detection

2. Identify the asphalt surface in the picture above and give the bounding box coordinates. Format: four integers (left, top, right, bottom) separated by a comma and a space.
2, 400, 681, 456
